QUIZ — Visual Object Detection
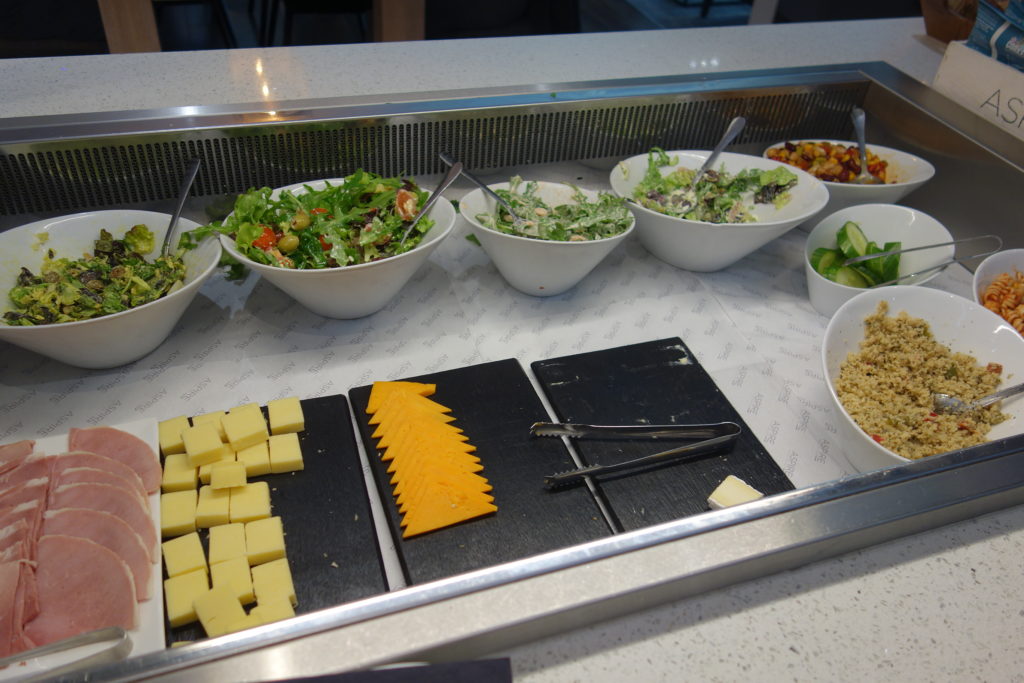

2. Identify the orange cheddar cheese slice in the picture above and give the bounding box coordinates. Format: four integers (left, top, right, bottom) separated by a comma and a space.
368, 391, 449, 426
366, 381, 436, 414
374, 413, 465, 445
367, 380, 496, 537
401, 481, 498, 538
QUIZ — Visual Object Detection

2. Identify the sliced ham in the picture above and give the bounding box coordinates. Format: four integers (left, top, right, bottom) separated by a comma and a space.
55, 467, 147, 508
0, 561, 20, 657
23, 535, 136, 649
49, 482, 156, 560
0, 455, 50, 490
0, 500, 44, 559
67, 427, 161, 494
43, 509, 152, 601
49, 452, 148, 502
0, 480, 48, 511
0, 518, 29, 556
0, 440, 35, 477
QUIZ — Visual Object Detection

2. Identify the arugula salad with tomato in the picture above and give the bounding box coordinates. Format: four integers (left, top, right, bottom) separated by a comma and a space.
214, 170, 434, 270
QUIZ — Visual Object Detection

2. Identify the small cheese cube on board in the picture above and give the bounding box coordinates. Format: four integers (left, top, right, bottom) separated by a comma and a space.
251, 557, 296, 607
268, 433, 303, 474
195, 485, 231, 528
230, 481, 271, 523
162, 453, 198, 492
194, 585, 248, 638
161, 489, 198, 538
210, 556, 255, 605
250, 596, 295, 624
164, 569, 209, 627
245, 516, 285, 566
210, 461, 248, 490
162, 532, 207, 578
268, 396, 304, 435
222, 408, 269, 452
191, 411, 227, 441
225, 612, 265, 634
197, 446, 234, 485
236, 441, 272, 477
208, 523, 247, 565
183, 424, 228, 468
158, 416, 190, 457
707, 475, 764, 510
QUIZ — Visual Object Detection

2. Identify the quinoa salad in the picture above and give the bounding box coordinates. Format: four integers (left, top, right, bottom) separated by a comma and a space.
836, 301, 1008, 460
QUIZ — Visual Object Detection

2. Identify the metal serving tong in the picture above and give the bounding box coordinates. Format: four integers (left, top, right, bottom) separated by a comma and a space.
532, 421, 741, 489
0, 627, 131, 680
842, 234, 1002, 288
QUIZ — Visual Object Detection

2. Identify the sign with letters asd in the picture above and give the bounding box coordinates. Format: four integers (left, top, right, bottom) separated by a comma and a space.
934, 41, 1024, 142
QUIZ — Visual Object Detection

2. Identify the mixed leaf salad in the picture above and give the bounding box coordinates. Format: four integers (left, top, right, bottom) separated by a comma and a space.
631, 147, 798, 224
475, 177, 632, 241
4, 224, 187, 326
201, 170, 434, 271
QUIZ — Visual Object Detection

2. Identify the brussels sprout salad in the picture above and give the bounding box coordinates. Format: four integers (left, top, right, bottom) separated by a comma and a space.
4, 224, 187, 326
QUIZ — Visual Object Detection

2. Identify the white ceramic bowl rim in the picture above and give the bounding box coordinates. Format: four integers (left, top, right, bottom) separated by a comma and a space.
763, 138, 936, 188
220, 177, 453, 274
0, 213, 220, 332
615, 149, 828, 229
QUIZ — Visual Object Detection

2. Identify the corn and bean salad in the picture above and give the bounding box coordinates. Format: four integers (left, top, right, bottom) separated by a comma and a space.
765, 141, 893, 184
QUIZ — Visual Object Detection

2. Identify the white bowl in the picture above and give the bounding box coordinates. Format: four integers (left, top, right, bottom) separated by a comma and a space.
459, 181, 635, 297
609, 150, 828, 272
805, 204, 954, 317
764, 139, 935, 219
219, 179, 456, 319
0, 210, 220, 369
822, 286, 1024, 472
972, 248, 1024, 331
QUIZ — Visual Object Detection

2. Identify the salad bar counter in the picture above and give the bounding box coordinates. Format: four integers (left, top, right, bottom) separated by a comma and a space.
2, 59, 1024, 680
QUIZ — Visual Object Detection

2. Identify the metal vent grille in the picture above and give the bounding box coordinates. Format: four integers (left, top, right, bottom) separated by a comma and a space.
0, 76, 868, 217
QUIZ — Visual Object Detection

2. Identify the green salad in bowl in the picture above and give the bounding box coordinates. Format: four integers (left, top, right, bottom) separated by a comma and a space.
212, 169, 434, 270
632, 147, 798, 224
475, 176, 633, 241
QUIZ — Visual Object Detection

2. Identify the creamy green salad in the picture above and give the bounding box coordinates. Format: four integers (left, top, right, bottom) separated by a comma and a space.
4, 225, 187, 326
476, 177, 632, 241
631, 147, 798, 224
202, 170, 433, 270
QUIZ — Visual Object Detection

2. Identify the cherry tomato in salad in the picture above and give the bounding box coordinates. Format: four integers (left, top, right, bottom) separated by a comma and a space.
253, 226, 278, 251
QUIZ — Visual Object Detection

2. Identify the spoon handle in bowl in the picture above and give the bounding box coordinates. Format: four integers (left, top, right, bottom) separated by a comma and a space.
398, 160, 462, 246
691, 115, 746, 190
439, 152, 525, 224
976, 381, 1024, 410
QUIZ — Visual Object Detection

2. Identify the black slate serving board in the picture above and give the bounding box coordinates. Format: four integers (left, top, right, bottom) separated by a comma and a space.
531, 337, 794, 532
349, 358, 611, 586
165, 394, 387, 644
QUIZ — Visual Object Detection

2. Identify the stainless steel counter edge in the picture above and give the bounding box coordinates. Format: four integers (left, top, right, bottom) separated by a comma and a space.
72, 436, 1024, 682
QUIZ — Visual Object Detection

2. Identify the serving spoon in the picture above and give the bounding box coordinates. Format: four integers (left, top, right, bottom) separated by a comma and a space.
933, 381, 1024, 414
850, 107, 883, 185
691, 115, 746, 190
438, 151, 530, 231
398, 159, 463, 247
160, 157, 202, 257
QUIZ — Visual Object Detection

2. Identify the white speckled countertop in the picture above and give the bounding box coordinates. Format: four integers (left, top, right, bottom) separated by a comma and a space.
4, 15, 1023, 682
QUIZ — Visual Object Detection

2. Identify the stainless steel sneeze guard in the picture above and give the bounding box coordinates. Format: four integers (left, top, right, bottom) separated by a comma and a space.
3, 62, 1024, 681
